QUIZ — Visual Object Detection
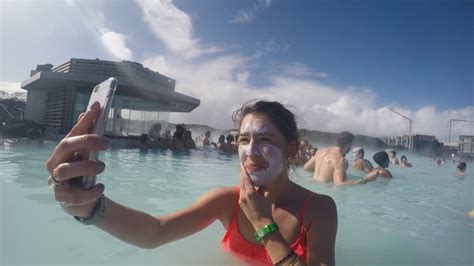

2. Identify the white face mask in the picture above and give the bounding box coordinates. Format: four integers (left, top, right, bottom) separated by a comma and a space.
238, 119, 285, 186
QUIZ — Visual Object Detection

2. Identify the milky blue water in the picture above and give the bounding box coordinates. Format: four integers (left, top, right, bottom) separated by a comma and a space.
1, 142, 473, 266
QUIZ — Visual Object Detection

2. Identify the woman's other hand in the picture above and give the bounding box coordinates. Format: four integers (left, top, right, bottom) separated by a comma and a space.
238, 165, 274, 230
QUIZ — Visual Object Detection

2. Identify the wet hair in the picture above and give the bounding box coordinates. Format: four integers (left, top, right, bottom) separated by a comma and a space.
226, 134, 234, 143
336, 131, 355, 148
457, 162, 467, 171
401, 155, 407, 161
390, 150, 397, 156
232, 100, 298, 143
373, 151, 389, 166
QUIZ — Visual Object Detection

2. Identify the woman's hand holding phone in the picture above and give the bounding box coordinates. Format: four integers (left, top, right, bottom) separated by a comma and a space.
46, 102, 109, 218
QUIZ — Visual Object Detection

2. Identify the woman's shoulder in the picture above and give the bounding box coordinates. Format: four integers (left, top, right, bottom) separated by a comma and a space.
305, 192, 337, 225
199, 186, 239, 205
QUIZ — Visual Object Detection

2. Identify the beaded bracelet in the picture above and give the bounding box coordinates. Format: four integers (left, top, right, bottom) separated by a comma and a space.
274, 251, 296, 266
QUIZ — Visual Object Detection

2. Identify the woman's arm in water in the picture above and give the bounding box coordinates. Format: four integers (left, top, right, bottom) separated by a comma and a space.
46, 104, 231, 249
95, 187, 231, 248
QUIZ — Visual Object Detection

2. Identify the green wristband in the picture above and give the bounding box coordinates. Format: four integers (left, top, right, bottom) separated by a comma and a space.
254, 222, 279, 241
359, 178, 367, 184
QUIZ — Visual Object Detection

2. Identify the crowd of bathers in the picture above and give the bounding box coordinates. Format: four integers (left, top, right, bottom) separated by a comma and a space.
137, 123, 197, 151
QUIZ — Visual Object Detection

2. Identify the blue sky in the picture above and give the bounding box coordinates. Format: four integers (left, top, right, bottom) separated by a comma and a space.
0, 0, 472, 140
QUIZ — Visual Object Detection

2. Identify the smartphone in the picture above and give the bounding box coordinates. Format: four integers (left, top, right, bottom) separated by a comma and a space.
81, 77, 117, 190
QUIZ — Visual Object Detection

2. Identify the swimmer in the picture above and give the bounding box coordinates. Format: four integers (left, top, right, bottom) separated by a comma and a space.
400, 155, 413, 168
457, 162, 467, 176
304, 131, 374, 185
351, 147, 374, 173
388, 150, 399, 165
203, 131, 212, 146
372, 151, 393, 178
45, 100, 337, 265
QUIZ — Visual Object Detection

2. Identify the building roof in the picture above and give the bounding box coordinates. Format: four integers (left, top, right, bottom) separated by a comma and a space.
21, 58, 200, 112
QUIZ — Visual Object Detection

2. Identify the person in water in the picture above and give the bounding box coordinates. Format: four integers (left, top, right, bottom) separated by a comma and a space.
457, 162, 467, 176
45, 100, 337, 265
351, 147, 374, 173
371, 151, 393, 178
304, 131, 375, 185
388, 150, 399, 165
203, 131, 212, 146
400, 155, 413, 168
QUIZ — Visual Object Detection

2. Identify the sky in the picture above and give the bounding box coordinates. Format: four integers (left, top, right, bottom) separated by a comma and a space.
0, 0, 472, 141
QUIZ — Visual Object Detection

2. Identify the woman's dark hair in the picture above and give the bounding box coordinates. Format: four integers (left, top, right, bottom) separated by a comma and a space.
232, 100, 299, 143
373, 151, 389, 166
401, 155, 407, 161
457, 162, 467, 171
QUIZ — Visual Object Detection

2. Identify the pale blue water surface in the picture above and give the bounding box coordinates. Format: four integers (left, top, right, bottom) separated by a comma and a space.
1, 142, 473, 266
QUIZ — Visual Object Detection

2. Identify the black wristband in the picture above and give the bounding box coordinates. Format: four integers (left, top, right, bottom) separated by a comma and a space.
73, 194, 106, 225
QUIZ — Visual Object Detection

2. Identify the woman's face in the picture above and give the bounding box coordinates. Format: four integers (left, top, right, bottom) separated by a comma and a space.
237, 114, 288, 186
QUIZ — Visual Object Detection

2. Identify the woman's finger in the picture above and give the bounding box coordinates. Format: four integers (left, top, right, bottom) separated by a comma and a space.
52, 160, 106, 183
239, 164, 247, 195
66, 102, 101, 138
46, 134, 109, 172
239, 164, 256, 194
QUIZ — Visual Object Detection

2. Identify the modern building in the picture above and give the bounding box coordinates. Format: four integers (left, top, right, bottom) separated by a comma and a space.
21, 58, 200, 136
381, 134, 442, 153
458, 135, 474, 155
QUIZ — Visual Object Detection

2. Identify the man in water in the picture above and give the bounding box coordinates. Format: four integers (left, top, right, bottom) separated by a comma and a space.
304, 131, 358, 185
351, 147, 374, 173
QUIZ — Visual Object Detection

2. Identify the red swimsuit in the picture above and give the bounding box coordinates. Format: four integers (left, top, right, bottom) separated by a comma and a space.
221, 187, 314, 264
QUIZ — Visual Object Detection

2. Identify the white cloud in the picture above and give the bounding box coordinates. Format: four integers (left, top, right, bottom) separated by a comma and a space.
257, 41, 290, 53
279, 63, 328, 79
0, 81, 25, 93
141, 54, 473, 142
122, 0, 474, 142
231, 0, 272, 23
100, 28, 133, 60
135, 0, 221, 59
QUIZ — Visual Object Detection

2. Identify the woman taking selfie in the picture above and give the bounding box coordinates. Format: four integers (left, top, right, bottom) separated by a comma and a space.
46, 100, 337, 265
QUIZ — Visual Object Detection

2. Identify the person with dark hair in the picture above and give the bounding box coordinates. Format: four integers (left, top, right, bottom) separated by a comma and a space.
388, 150, 399, 165
45, 100, 337, 265
351, 147, 374, 173
304, 131, 358, 185
224, 134, 237, 153
183, 130, 197, 149
211, 134, 226, 151
457, 162, 467, 176
203, 131, 212, 146
138, 133, 150, 151
400, 155, 413, 168
371, 151, 393, 178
